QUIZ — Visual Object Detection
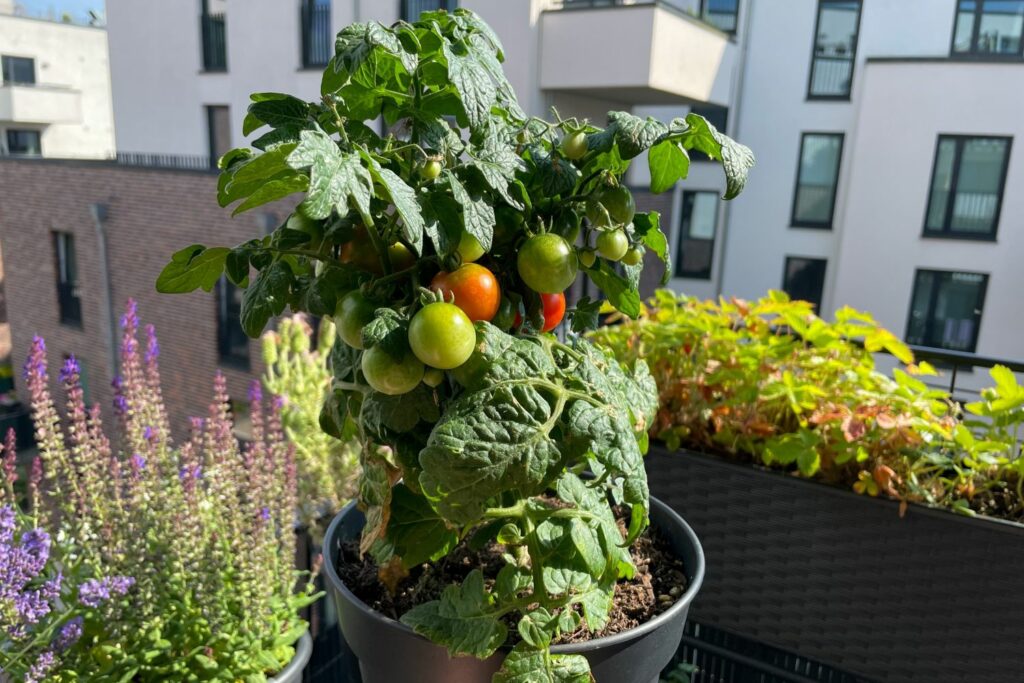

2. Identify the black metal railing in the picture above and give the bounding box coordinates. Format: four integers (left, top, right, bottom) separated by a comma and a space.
301, 0, 332, 68
809, 55, 853, 97
401, 0, 457, 22
201, 12, 228, 71
115, 151, 213, 170
901, 344, 1024, 402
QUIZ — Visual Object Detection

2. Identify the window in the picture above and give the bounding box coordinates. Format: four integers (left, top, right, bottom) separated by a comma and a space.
907, 269, 988, 352
701, 0, 739, 33
924, 135, 1010, 239
6, 130, 41, 156
1, 56, 35, 85
301, 0, 331, 68
217, 277, 249, 368
206, 105, 231, 167
200, 5, 227, 71
689, 104, 728, 162
782, 257, 827, 312
401, 0, 457, 22
791, 133, 844, 228
53, 232, 82, 327
674, 191, 718, 280
951, 0, 1024, 57
808, 1, 862, 98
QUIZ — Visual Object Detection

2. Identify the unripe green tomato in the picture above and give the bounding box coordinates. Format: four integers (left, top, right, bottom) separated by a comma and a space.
596, 229, 629, 262
409, 302, 476, 369
560, 131, 588, 160
517, 233, 578, 294
422, 159, 443, 180
423, 367, 445, 388
601, 185, 636, 226
585, 198, 614, 230
578, 248, 597, 269
335, 291, 377, 350
457, 232, 485, 263
361, 345, 424, 396
621, 246, 644, 266
553, 211, 581, 244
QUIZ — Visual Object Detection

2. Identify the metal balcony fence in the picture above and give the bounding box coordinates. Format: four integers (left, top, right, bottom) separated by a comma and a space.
301, 0, 332, 68
201, 12, 228, 71
809, 55, 853, 97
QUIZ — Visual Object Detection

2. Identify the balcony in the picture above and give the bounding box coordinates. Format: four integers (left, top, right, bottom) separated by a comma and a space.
0, 84, 82, 125
540, 0, 737, 106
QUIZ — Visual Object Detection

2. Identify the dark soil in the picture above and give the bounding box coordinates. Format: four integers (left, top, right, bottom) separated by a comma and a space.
335, 516, 688, 645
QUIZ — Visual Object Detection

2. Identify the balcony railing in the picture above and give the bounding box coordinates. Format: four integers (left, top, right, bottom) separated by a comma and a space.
809, 55, 853, 97
301, 0, 331, 68
201, 12, 228, 72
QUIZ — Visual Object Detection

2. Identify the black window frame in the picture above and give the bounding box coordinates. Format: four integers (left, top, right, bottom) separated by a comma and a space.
5, 129, 42, 156
700, 0, 739, 34
200, 0, 228, 73
905, 268, 989, 353
300, 0, 332, 69
401, 0, 457, 22
790, 132, 845, 230
216, 276, 250, 370
922, 134, 1011, 241
806, 0, 863, 100
674, 190, 719, 280
52, 231, 83, 329
1, 55, 36, 85
782, 256, 828, 312
950, 0, 1024, 60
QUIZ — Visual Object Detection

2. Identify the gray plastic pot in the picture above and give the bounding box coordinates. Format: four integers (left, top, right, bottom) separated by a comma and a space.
322, 496, 705, 683
268, 632, 312, 683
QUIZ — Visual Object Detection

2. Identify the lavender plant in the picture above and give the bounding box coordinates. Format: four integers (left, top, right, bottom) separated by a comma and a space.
1, 434, 133, 683
12, 301, 319, 680
262, 315, 359, 532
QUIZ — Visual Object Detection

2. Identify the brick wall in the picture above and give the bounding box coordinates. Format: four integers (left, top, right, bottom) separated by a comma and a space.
0, 158, 294, 441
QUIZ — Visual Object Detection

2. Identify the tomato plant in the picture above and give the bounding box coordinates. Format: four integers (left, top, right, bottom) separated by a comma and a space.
597, 229, 629, 262
157, 8, 754, 681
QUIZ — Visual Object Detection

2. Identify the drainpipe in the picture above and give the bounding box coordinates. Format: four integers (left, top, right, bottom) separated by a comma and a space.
714, 0, 753, 298
90, 202, 118, 381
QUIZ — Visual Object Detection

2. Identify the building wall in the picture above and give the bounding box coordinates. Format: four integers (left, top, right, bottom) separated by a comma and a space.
0, 14, 115, 158
831, 60, 1024, 360
0, 158, 286, 440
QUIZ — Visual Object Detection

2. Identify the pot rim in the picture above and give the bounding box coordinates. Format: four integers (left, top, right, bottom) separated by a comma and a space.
268, 631, 312, 682
321, 494, 705, 654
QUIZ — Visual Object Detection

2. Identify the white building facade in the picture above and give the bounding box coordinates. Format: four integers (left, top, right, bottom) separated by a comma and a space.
0, 7, 115, 158
104, 0, 1024, 360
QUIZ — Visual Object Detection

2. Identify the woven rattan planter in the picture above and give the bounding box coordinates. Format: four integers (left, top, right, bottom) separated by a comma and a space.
646, 445, 1024, 683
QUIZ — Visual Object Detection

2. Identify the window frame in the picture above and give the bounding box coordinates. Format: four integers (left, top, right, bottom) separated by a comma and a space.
781, 256, 828, 311
1, 55, 36, 85
905, 268, 989, 353
52, 231, 83, 329
922, 134, 1012, 241
805, 0, 863, 101
5, 129, 42, 156
674, 189, 719, 280
216, 276, 250, 370
700, 0, 739, 35
789, 131, 845, 230
949, 0, 1024, 60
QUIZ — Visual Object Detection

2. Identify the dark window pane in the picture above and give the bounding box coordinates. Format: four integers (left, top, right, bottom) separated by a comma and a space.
703, 0, 738, 33
952, 0, 1024, 55
200, 11, 227, 71
217, 277, 249, 368
6, 130, 41, 156
53, 232, 82, 327
206, 105, 231, 167
809, 1, 861, 97
1, 56, 35, 85
402, 0, 457, 22
300, 0, 331, 68
907, 270, 987, 352
782, 257, 827, 311
675, 191, 718, 280
924, 135, 1009, 238
792, 133, 843, 227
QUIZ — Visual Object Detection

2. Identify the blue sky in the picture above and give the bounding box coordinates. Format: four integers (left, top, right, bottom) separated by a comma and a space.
18, 0, 104, 22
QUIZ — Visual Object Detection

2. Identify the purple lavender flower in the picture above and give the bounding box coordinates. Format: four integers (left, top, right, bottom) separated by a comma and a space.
58, 355, 80, 384
130, 453, 146, 471
54, 616, 83, 651
0, 505, 14, 543
145, 325, 160, 363
25, 649, 56, 683
143, 426, 155, 442
78, 575, 134, 608
120, 299, 138, 331
109, 575, 134, 596
248, 380, 263, 404
260, 507, 271, 521
23, 337, 47, 381
179, 464, 202, 481
20, 528, 51, 570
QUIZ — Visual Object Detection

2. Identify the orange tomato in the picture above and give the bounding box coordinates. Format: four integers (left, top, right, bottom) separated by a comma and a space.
430, 263, 501, 322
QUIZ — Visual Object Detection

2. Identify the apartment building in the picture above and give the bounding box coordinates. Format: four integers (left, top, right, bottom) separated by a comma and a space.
0, 4, 115, 158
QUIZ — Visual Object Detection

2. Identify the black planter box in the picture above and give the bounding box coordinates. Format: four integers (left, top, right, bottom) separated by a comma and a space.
645, 445, 1024, 683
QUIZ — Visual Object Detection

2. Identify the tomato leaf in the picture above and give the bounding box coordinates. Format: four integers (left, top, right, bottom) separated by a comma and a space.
287, 129, 374, 222
445, 171, 495, 251
493, 642, 591, 683
648, 140, 689, 194
240, 261, 293, 338
674, 113, 755, 200
156, 245, 230, 294
371, 483, 459, 569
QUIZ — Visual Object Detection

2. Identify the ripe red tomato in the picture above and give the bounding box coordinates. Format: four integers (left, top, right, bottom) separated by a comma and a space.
513, 292, 565, 333
430, 263, 501, 322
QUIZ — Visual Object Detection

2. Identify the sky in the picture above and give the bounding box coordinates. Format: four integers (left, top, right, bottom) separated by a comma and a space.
16, 0, 104, 23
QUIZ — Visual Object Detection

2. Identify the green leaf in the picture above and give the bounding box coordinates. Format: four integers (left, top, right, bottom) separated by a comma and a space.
648, 140, 689, 194
676, 113, 755, 200
528, 144, 580, 197
287, 129, 374, 222
466, 123, 526, 209
400, 569, 508, 659
361, 385, 440, 437
232, 173, 309, 215
585, 261, 641, 318
374, 484, 460, 568
156, 245, 229, 294
225, 248, 250, 286
493, 642, 592, 683
608, 111, 667, 160
568, 296, 602, 334
366, 158, 426, 254
442, 39, 496, 129
361, 307, 409, 359
632, 212, 670, 285
247, 93, 311, 131
330, 22, 415, 84
446, 171, 494, 251
240, 261, 293, 337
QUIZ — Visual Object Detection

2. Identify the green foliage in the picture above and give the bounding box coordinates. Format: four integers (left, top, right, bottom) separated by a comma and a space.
157, 9, 754, 678
592, 290, 1024, 522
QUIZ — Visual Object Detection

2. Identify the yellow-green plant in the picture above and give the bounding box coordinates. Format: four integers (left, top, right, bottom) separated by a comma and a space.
262, 316, 358, 531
